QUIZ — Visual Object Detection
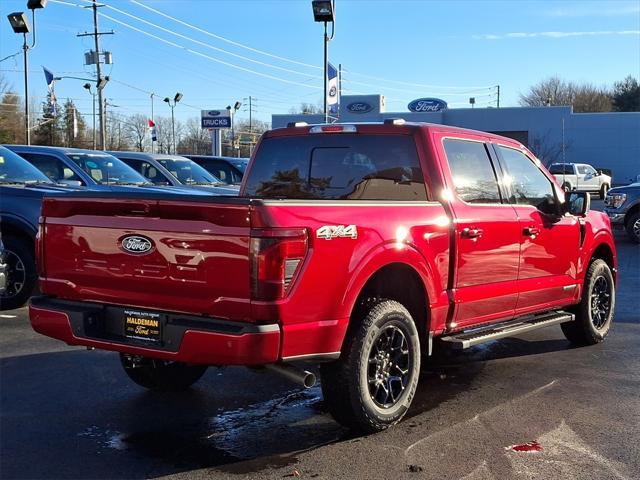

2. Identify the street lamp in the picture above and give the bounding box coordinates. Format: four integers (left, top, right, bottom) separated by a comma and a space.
164, 92, 182, 154
311, 0, 335, 123
83, 83, 97, 149
6, 1, 47, 145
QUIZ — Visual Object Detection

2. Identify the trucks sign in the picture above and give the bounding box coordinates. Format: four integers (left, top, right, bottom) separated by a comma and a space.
407, 98, 448, 112
201, 109, 231, 129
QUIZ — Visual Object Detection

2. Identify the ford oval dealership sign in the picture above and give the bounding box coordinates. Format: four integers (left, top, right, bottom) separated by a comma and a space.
346, 102, 373, 114
201, 109, 231, 128
408, 98, 448, 112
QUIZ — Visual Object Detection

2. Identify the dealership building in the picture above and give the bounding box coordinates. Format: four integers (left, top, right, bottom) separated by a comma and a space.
272, 95, 640, 185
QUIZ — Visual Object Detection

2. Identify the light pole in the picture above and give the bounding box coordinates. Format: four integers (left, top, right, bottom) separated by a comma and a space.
232, 101, 241, 157
83, 83, 97, 149
7, 1, 47, 145
311, 0, 335, 123
164, 92, 182, 154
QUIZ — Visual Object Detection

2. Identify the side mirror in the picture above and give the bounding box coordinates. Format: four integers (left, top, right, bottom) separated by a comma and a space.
566, 191, 590, 216
596, 170, 602, 176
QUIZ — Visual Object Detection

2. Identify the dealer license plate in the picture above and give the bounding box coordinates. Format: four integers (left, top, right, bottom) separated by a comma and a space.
124, 310, 162, 343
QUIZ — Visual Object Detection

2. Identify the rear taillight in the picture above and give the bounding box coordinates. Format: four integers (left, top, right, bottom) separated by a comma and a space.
35, 216, 45, 277
250, 228, 308, 301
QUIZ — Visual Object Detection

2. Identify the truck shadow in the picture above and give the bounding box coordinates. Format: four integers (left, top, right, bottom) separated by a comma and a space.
0, 336, 575, 479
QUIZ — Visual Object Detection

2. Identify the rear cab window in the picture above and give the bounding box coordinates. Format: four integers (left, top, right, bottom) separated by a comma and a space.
17, 152, 84, 184
244, 134, 428, 201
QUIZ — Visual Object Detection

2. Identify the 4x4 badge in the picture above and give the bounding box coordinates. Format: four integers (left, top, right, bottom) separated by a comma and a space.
316, 225, 358, 240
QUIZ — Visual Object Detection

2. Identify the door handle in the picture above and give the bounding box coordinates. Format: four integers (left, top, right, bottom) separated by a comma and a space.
523, 226, 540, 237
461, 227, 483, 239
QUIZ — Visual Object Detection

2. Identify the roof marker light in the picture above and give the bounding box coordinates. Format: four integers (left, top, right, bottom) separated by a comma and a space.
309, 124, 357, 134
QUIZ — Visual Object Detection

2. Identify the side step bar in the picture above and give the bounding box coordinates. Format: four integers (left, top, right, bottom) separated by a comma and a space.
439, 311, 574, 350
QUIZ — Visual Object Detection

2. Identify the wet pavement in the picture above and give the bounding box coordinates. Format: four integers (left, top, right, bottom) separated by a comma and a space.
1, 202, 639, 479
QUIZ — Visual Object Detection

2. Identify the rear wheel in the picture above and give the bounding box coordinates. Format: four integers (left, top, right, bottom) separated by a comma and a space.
625, 212, 640, 244
120, 354, 208, 391
320, 299, 420, 433
561, 259, 615, 346
599, 184, 609, 200
0, 236, 36, 311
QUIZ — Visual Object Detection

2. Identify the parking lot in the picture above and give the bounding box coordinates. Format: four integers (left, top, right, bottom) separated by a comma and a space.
1, 200, 639, 480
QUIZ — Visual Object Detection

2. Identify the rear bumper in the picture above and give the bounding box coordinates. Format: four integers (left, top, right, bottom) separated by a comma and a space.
29, 296, 280, 365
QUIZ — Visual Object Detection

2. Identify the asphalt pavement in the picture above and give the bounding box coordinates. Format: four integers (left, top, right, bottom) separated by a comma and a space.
1, 201, 639, 480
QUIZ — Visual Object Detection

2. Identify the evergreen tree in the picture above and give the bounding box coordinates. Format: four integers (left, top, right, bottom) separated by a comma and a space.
33, 92, 63, 146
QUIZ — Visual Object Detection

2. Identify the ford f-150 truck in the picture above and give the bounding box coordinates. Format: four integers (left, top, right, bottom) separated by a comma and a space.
548, 162, 611, 199
29, 121, 616, 433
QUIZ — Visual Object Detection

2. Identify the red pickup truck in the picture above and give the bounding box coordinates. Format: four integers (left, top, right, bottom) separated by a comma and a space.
30, 121, 616, 433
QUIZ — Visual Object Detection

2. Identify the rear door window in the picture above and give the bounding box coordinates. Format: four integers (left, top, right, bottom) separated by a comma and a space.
244, 134, 427, 200
443, 139, 502, 204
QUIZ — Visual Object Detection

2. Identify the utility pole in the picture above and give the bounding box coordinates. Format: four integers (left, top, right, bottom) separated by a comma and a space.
77, 0, 113, 150
497, 85, 500, 108
248, 96, 252, 134
150, 93, 155, 153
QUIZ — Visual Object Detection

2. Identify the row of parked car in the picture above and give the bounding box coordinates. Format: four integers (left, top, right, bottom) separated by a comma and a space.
0, 145, 247, 310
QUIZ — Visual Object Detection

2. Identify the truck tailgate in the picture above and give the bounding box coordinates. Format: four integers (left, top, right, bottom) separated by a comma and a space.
40, 196, 252, 320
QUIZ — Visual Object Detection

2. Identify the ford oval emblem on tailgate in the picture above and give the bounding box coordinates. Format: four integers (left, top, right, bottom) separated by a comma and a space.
120, 235, 154, 255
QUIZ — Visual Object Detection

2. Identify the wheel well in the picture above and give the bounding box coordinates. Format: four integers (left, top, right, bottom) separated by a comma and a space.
0, 223, 35, 251
591, 243, 615, 279
353, 263, 429, 343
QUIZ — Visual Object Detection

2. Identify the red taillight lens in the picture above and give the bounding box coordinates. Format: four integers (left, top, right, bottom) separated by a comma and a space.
250, 228, 308, 301
35, 216, 45, 278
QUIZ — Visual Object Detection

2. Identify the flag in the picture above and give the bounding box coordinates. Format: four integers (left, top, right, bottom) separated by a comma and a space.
42, 66, 57, 116
327, 63, 339, 116
148, 119, 157, 142
72, 107, 78, 139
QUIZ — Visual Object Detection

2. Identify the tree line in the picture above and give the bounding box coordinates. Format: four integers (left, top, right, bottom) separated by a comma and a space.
519, 75, 639, 112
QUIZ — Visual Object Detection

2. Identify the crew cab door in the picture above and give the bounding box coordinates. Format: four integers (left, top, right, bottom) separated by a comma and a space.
578, 164, 599, 190
438, 136, 520, 328
494, 145, 581, 314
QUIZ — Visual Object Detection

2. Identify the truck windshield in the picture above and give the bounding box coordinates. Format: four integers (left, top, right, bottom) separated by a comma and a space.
66, 153, 149, 185
0, 146, 53, 184
156, 158, 220, 185
244, 134, 427, 200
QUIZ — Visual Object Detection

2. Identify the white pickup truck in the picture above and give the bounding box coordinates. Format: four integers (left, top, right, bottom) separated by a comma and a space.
549, 163, 611, 199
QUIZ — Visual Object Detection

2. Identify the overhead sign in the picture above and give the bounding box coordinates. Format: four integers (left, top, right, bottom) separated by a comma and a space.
201, 109, 231, 129
407, 98, 448, 113
346, 102, 373, 114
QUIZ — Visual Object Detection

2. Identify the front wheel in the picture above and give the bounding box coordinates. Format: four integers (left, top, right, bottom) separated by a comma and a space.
320, 299, 421, 433
120, 354, 208, 391
561, 259, 615, 346
625, 212, 640, 244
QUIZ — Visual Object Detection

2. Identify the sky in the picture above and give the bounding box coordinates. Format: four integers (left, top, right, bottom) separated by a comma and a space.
1, 0, 639, 127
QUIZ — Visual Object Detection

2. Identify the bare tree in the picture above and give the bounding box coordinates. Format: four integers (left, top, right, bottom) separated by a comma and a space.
529, 130, 572, 166
520, 76, 612, 112
289, 102, 323, 115
177, 117, 210, 155
124, 114, 148, 152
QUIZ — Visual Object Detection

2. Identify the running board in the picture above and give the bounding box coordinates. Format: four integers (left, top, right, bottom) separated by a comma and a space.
439, 311, 574, 350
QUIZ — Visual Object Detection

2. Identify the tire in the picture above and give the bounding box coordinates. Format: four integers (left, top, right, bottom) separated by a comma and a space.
599, 184, 609, 200
120, 354, 208, 391
625, 212, 640, 244
0, 236, 36, 311
320, 299, 421, 433
561, 259, 615, 346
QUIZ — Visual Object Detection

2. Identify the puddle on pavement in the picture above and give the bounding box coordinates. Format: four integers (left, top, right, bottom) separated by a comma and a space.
77, 386, 346, 474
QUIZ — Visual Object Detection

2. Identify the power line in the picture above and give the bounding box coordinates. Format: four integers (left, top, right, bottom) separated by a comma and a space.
79, 0, 322, 80
129, 0, 321, 70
